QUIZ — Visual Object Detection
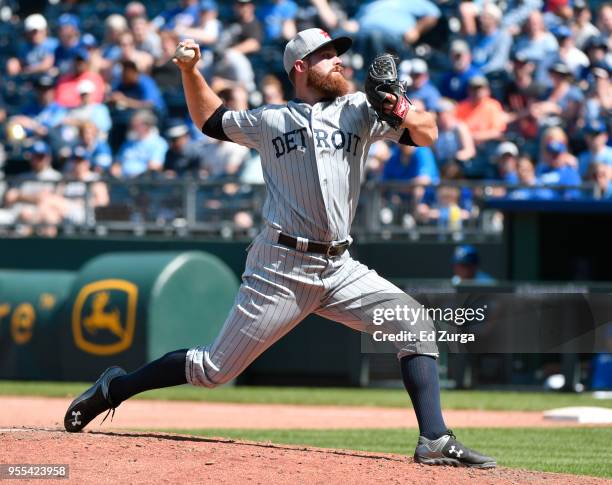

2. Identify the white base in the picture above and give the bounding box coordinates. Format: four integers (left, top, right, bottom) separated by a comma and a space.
543, 406, 612, 424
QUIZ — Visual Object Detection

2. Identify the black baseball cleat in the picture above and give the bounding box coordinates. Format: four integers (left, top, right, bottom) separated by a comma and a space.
64, 366, 126, 433
414, 429, 496, 468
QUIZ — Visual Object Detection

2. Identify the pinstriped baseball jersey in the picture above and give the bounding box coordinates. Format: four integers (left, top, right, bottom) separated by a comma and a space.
222, 91, 412, 241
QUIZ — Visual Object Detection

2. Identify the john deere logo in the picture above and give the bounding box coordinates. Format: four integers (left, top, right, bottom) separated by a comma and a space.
72, 279, 138, 355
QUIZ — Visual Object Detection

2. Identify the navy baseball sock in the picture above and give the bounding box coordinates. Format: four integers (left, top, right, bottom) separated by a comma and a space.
400, 355, 448, 440
108, 349, 188, 405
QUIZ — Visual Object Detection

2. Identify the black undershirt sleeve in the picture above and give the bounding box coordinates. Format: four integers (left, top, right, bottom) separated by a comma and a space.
398, 128, 417, 146
201, 105, 230, 142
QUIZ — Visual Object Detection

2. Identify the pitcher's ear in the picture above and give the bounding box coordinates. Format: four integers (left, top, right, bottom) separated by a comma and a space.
294, 59, 308, 74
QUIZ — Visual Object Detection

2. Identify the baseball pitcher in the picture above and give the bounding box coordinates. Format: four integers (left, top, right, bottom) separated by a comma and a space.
64, 29, 495, 469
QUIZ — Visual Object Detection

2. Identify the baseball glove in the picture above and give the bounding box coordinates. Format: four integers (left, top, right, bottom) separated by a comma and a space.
365, 53, 413, 129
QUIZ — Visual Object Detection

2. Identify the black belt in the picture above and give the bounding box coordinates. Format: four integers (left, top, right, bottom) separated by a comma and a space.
277, 232, 351, 257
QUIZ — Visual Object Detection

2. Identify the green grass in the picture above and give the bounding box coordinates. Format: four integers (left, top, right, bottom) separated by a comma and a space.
1, 380, 611, 411
157, 427, 612, 478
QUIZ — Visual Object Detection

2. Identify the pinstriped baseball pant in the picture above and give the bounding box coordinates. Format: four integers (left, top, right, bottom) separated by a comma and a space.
186, 225, 439, 388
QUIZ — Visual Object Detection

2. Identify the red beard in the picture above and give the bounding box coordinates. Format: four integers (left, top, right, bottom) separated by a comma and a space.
306, 67, 349, 98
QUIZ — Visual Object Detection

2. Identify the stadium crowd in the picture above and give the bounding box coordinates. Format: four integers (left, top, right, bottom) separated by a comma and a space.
0, 0, 610, 235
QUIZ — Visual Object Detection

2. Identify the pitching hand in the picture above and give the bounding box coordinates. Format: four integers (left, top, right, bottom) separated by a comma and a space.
172, 39, 201, 72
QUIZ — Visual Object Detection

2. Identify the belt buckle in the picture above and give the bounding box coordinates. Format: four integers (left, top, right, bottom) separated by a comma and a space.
326, 241, 348, 257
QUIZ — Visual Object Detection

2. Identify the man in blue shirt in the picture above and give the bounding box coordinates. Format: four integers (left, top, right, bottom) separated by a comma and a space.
113, 110, 168, 178
468, 4, 512, 75
11, 75, 66, 140
110, 60, 166, 115
355, 0, 440, 64
54, 14, 82, 75
440, 40, 482, 101
537, 140, 582, 199
259, 0, 298, 42
153, 0, 201, 32
383, 144, 440, 185
451, 245, 495, 284
6, 14, 58, 77
578, 120, 612, 178
405, 59, 441, 111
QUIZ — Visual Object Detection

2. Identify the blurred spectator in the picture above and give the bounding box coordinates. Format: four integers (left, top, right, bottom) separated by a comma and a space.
461, 0, 541, 37
131, 15, 162, 61
125, 2, 148, 21
78, 122, 113, 173
381, 143, 439, 217
554, 26, 589, 77
53, 14, 82, 75
509, 155, 556, 199
573, 0, 600, 50
439, 40, 482, 101
578, 120, 612, 178
153, 0, 201, 32
109, 60, 166, 115
537, 126, 576, 171
163, 121, 205, 177
504, 52, 546, 142
8, 76, 66, 141
597, 3, 612, 39
583, 65, 611, 125
2, 141, 62, 234
297, 0, 350, 33
536, 127, 581, 197
543, 0, 573, 32
404, 58, 441, 111
451, 245, 494, 284
383, 144, 440, 186
495, 141, 520, 184
153, 32, 182, 91
512, 11, 558, 81
260, 75, 287, 104
6, 14, 57, 77
484, 141, 521, 198
260, 0, 298, 42
455, 76, 507, 146
54, 49, 105, 108
433, 98, 475, 169
58, 146, 109, 226
416, 185, 470, 230
64, 79, 112, 136
81, 33, 105, 76
588, 162, 612, 199
213, 0, 263, 90
468, 3, 512, 75
582, 37, 609, 85
355, 0, 440, 64
116, 31, 154, 74
179, 1, 221, 50
112, 110, 168, 178
530, 62, 583, 130
100, 14, 129, 75
221, 0, 262, 55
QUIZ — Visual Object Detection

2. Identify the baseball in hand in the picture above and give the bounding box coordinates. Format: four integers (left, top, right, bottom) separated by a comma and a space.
174, 44, 196, 62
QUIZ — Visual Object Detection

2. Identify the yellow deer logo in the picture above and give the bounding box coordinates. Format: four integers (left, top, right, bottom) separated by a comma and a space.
83, 291, 124, 339
72, 279, 138, 355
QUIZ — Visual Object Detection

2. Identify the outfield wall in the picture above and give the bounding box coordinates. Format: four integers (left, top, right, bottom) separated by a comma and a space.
0, 237, 505, 384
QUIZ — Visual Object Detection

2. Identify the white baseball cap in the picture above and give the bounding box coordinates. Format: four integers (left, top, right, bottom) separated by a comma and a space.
283, 28, 352, 76
24, 14, 47, 32
77, 79, 96, 94
496, 141, 519, 157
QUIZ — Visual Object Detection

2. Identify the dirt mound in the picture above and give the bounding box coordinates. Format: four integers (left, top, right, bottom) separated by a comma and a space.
1, 428, 608, 485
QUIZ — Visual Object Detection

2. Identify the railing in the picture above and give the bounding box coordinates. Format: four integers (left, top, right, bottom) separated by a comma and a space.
0, 176, 600, 240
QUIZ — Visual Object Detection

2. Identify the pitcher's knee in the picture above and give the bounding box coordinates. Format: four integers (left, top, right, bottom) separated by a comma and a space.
185, 346, 238, 388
